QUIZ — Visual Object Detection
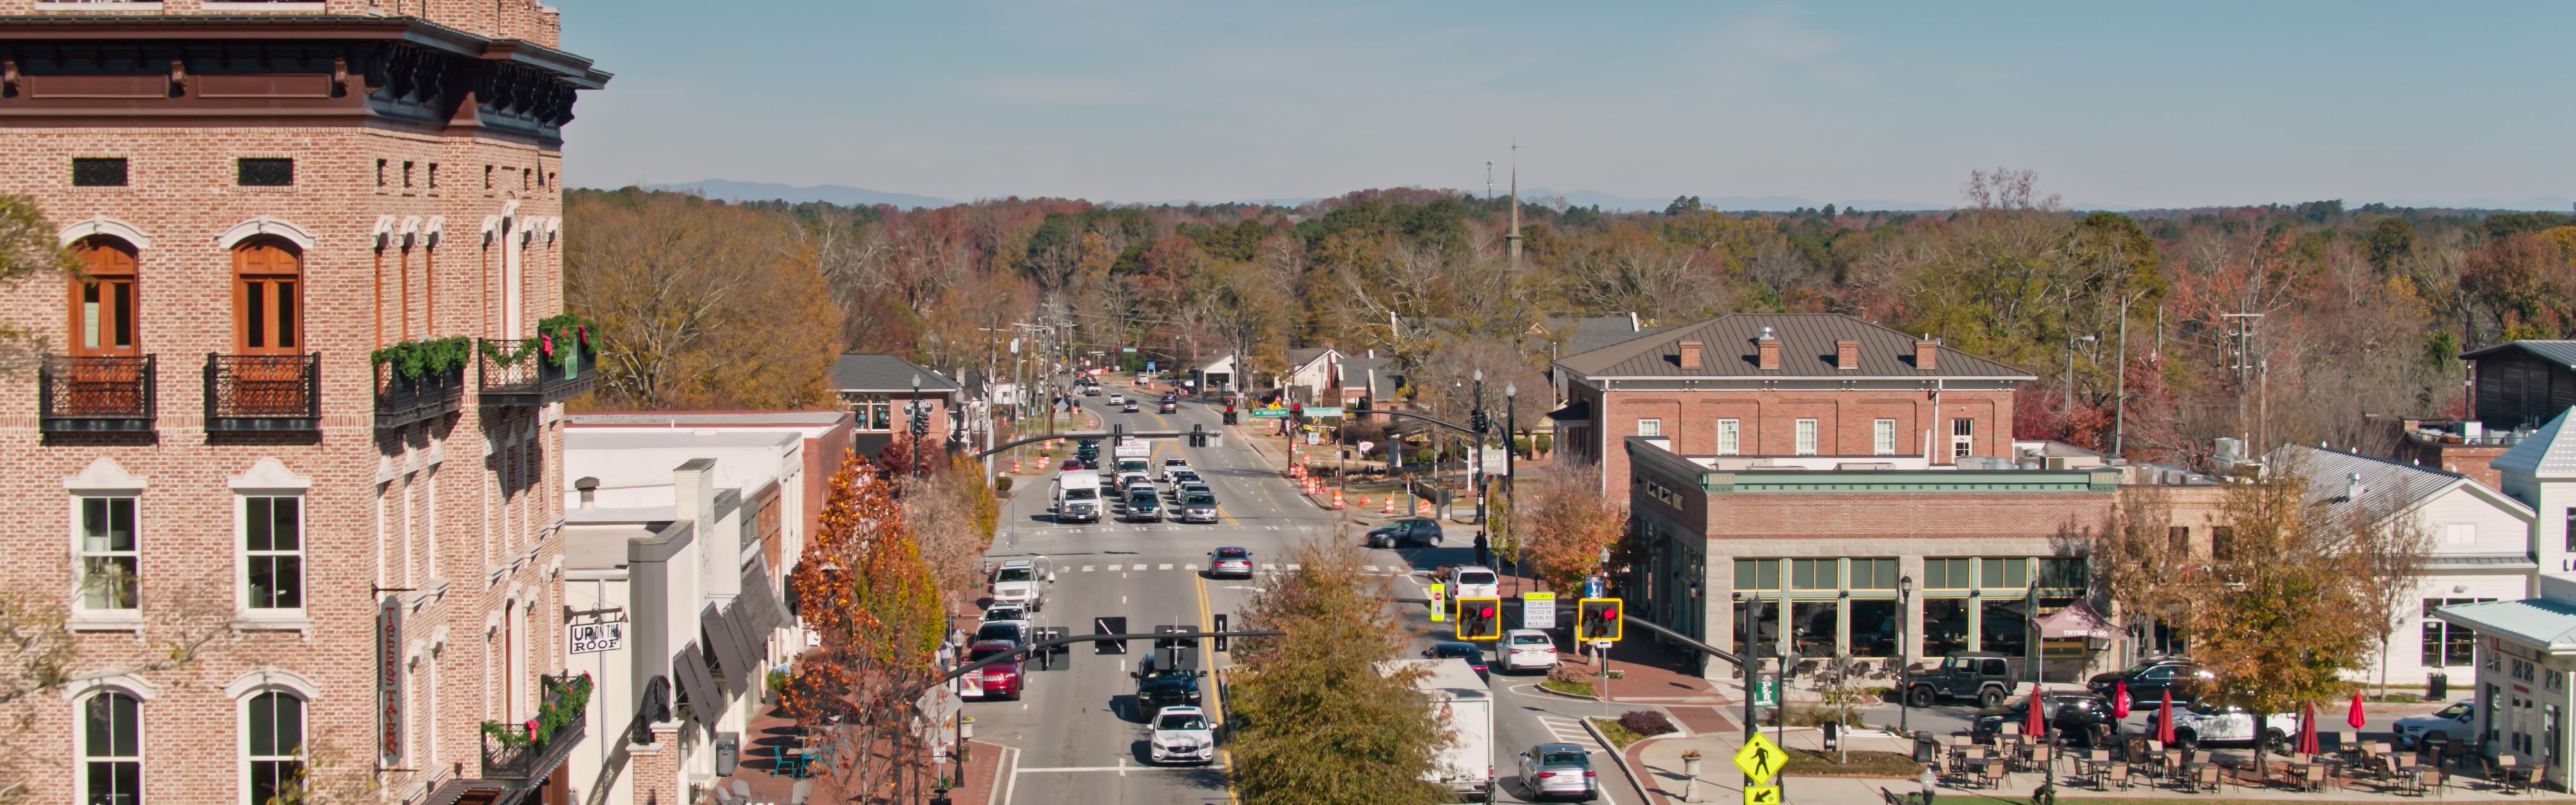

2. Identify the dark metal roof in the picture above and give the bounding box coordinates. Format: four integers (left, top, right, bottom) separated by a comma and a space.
2461, 341, 2576, 367
1566, 314, 1666, 356
1553, 313, 2031, 379
830, 354, 958, 393
1286, 347, 1336, 369
1340, 355, 1400, 397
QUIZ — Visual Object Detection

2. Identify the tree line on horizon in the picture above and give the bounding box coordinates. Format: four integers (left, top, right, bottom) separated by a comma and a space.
564, 167, 2576, 467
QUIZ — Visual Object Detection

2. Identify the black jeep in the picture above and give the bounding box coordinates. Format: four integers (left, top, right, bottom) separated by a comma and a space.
1903, 652, 2018, 708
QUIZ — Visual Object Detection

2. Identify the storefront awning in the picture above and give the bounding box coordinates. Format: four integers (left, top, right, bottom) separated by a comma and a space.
740, 555, 790, 636
672, 643, 723, 731
1545, 400, 1591, 422
2036, 600, 2117, 639
703, 603, 757, 697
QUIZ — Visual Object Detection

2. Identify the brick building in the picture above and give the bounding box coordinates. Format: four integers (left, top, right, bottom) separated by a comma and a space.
1551, 313, 2033, 499
829, 353, 958, 460
1624, 436, 2226, 683
0, 2, 606, 804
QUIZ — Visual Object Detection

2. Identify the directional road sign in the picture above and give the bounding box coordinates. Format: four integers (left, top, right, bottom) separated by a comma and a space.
1733, 732, 1787, 784
1742, 784, 1781, 805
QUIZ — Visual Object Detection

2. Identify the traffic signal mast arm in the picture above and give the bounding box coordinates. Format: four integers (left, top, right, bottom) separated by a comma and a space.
1391, 596, 1750, 671
938, 628, 1285, 684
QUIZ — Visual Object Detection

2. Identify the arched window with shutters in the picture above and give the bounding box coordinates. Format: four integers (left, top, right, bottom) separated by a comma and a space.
232, 238, 301, 354
69, 237, 138, 356
79, 690, 142, 805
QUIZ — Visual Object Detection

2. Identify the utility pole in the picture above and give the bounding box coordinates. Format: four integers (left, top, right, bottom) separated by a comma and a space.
2114, 308, 2128, 458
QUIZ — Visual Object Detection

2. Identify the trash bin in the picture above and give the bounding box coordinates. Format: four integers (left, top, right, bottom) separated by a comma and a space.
1913, 732, 1938, 762
2428, 672, 2448, 701
1823, 721, 1842, 752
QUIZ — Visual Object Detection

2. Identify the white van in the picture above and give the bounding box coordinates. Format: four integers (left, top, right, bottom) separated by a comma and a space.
1054, 469, 1104, 524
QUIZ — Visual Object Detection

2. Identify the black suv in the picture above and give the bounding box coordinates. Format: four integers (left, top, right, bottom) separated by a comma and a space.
1971, 691, 2117, 746
2087, 656, 2213, 703
1904, 652, 2018, 708
1365, 518, 1444, 549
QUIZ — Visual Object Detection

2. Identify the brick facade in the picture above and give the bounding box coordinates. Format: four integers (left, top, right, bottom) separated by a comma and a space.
0, 3, 601, 802
1576, 384, 2016, 500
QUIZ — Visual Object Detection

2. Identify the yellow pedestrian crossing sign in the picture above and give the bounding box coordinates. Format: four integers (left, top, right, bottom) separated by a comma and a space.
1742, 784, 1781, 804
1733, 732, 1787, 784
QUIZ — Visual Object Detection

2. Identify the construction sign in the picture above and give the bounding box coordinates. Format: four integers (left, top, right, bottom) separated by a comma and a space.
1733, 732, 1787, 784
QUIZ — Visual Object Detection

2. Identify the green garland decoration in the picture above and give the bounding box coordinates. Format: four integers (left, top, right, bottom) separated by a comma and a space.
479, 673, 594, 748
479, 314, 599, 369
368, 336, 474, 381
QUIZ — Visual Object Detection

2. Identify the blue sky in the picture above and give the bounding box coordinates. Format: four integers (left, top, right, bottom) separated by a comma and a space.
555, 1, 2576, 209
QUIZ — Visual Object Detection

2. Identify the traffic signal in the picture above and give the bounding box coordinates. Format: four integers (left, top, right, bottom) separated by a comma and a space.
1455, 597, 1502, 640
1289, 402, 1303, 423
1471, 409, 1488, 433
1577, 598, 1624, 642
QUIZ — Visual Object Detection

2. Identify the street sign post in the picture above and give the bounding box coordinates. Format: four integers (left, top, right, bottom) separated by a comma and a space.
1427, 582, 1447, 622
1300, 406, 1345, 418
1582, 574, 1605, 600
1749, 671, 1779, 709
1733, 732, 1786, 785
1247, 407, 1289, 419
1521, 592, 1557, 630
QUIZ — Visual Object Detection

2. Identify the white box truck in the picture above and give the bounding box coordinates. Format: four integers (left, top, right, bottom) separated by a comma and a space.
1052, 469, 1104, 524
1113, 437, 1153, 461
1378, 658, 1492, 802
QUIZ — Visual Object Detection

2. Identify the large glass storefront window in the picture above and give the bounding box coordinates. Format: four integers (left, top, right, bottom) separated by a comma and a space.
1925, 598, 1969, 657
1791, 601, 1838, 658
1981, 599, 2029, 658
1849, 599, 1897, 658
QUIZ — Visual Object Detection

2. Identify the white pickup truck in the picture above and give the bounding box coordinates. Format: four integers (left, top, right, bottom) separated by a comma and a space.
987, 560, 1054, 612
2147, 702, 2302, 749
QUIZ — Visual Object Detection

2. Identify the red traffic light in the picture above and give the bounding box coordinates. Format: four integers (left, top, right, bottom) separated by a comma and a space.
1479, 605, 1495, 618
1601, 607, 1617, 620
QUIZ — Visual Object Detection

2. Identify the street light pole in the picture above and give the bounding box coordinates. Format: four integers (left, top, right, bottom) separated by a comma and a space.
1472, 369, 1486, 532
912, 373, 928, 478
1505, 381, 1518, 596
1899, 574, 1914, 735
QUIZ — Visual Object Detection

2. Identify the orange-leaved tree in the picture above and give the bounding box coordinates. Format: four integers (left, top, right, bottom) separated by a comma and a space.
1511, 463, 1629, 592
784, 454, 947, 803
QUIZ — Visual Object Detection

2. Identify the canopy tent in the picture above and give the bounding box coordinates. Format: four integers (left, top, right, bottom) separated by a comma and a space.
2034, 600, 2117, 640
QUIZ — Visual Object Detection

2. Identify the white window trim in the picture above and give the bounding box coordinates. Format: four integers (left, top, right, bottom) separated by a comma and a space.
75, 687, 145, 805
1636, 418, 1662, 438
70, 493, 141, 623
1716, 419, 1740, 456
235, 684, 310, 805
234, 492, 309, 630
1873, 419, 1897, 456
1795, 419, 1819, 456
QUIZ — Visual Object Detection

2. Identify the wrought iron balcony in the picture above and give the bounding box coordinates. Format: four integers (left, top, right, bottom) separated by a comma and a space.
39, 354, 155, 433
374, 360, 464, 429
480, 674, 591, 781
477, 336, 596, 407
204, 354, 319, 432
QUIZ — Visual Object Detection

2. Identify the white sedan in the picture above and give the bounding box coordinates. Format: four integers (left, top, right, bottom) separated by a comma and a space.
1499, 629, 1558, 672
2393, 701, 2476, 749
1148, 706, 1216, 764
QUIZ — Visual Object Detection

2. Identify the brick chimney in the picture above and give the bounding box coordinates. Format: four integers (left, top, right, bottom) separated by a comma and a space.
1914, 335, 1938, 371
1678, 341, 1703, 369
1756, 327, 1780, 370
1834, 340, 1859, 370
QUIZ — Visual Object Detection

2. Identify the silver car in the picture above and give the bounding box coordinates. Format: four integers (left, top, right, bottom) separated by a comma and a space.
1179, 493, 1220, 524
1516, 743, 1598, 801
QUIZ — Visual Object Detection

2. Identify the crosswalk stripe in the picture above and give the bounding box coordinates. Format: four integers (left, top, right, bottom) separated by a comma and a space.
1081, 565, 1095, 573
1363, 565, 1380, 572
1158, 564, 1173, 571
1107, 564, 1123, 571
1287, 564, 1302, 571
1260, 564, 1277, 571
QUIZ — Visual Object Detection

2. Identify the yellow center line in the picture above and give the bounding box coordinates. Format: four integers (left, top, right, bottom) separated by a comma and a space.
1195, 571, 1242, 805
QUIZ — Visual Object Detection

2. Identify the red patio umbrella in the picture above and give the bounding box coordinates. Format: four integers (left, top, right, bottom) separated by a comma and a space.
2157, 689, 2177, 744
2112, 679, 2132, 719
2347, 690, 2368, 730
2025, 683, 2047, 738
2298, 700, 2322, 755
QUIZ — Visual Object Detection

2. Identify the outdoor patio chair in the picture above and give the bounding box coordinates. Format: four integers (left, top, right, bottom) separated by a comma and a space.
2300, 762, 2329, 793
2520, 764, 2545, 795
1978, 757, 2005, 790
2413, 766, 2444, 796
2193, 764, 2222, 794
2104, 761, 2132, 790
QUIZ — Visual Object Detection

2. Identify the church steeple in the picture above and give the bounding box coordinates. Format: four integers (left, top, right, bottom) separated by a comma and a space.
1505, 143, 1523, 267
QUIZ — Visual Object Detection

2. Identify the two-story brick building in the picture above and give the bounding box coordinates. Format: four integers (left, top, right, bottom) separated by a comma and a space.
0, 2, 605, 803
1551, 313, 2034, 498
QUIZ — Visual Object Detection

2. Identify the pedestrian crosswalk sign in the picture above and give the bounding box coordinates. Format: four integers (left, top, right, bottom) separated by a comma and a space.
1427, 582, 1446, 622
1741, 784, 1779, 804
1733, 732, 1786, 784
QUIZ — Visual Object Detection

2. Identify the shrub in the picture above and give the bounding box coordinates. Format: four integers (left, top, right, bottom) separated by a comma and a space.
1535, 434, 1553, 454
1618, 710, 1678, 737
1513, 435, 1532, 457
1547, 663, 1593, 685
993, 476, 1013, 493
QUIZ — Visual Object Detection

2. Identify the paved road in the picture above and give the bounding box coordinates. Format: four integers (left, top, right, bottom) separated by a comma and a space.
970, 381, 1653, 805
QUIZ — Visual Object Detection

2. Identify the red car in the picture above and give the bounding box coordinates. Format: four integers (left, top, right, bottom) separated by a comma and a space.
963, 639, 1023, 699
1061, 457, 1084, 471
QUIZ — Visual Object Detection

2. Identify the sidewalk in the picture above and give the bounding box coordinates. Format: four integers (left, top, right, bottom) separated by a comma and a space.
1617, 724, 2573, 804
722, 704, 1007, 804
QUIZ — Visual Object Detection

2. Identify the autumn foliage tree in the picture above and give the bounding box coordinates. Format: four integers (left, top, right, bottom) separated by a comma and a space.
1229, 542, 1447, 805
1510, 464, 1629, 591
783, 455, 946, 803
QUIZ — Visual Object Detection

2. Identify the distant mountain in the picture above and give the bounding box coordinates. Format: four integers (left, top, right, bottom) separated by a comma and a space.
647, 179, 955, 209
1517, 187, 1944, 213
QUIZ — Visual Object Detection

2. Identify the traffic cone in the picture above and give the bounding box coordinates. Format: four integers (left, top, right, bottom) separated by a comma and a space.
1331, 489, 1345, 509
1417, 498, 1433, 517
1010, 458, 1021, 474
1356, 495, 1370, 507
1382, 496, 1398, 514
